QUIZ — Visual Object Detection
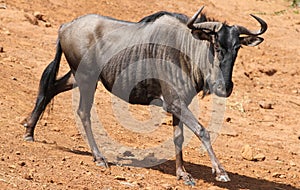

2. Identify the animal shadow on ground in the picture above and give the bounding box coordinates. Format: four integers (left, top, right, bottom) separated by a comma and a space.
150, 160, 299, 190
56, 145, 299, 190
110, 155, 299, 190
56, 145, 92, 156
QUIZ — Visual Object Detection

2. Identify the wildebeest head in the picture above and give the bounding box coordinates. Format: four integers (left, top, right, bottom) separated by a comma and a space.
188, 7, 267, 97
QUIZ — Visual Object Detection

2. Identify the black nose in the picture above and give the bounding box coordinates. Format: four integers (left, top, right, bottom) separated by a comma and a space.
213, 80, 233, 97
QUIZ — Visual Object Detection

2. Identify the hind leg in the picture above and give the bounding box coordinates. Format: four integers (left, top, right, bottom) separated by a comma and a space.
166, 101, 230, 182
23, 71, 76, 141
173, 115, 195, 186
76, 81, 108, 167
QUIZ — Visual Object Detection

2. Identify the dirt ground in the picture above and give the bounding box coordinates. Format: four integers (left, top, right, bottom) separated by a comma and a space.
0, 0, 300, 189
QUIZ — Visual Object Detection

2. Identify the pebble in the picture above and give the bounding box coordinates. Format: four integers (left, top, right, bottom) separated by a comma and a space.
9, 165, 16, 169
24, 13, 38, 25
292, 89, 300, 94
44, 22, 52, 27
241, 144, 266, 162
253, 153, 266, 161
0, 4, 6, 9
272, 172, 286, 179
3, 30, 11, 35
241, 144, 254, 161
259, 101, 273, 109
289, 161, 296, 167
33, 11, 44, 21
23, 173, 33, 180
114, 176, 126, 181
119, 181, 135, 187
18, 161, 26, 166
79, 160, 88, 166
32, 11, 51, 27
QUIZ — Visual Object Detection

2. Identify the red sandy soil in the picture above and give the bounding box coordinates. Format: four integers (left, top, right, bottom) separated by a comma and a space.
0, 0, 299, 189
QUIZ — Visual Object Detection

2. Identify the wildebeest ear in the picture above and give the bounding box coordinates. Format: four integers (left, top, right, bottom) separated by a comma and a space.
191, 30, 212, 42
240, 36, 264, 46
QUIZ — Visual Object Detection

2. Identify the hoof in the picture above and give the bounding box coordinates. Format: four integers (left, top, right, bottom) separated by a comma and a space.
24, 135, 34, 142
184, 179, 196, 186
178, 172, 196, 186
95, 159, 109, 168
215, 173, 230, 182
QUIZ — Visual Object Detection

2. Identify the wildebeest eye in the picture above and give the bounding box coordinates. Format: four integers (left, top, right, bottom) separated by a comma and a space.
214, 44, 221, 52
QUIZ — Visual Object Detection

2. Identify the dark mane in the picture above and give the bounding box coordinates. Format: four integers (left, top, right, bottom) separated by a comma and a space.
138, 11, 217, 24
138, 11, 189, 23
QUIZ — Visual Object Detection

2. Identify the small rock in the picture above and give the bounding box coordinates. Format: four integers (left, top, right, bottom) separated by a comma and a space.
114, 176, 126, 181
33, 11, 45, 21
42, 120, 48, 126
24, 13, 38, 25
272, 172, 280, 178
292, 89, 300, 94
24, 173, 33, 180
52, 127, 60, 132
242, 145, 266, 161
225, 117, 231, 122
289, 161, 296, 167
18, 161, 26, 166
3, 30, 11, 35
0, 46, 3, 53
44, 22, 52, 27
0, 4, 6, 9
259, 68, 277, 76
259, 101, 273, 109
272, 172, 286, 179
119, 181, 135, 187
9, 165, 16, 169
15, 151, 21, 155
253, 153, 266, 162
241, 144, 254, 161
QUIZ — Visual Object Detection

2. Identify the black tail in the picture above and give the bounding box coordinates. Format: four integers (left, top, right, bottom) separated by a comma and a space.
36, 40, 62, 112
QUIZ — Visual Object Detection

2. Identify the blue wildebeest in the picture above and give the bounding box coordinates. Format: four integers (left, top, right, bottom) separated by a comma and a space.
22, 6, 267, 184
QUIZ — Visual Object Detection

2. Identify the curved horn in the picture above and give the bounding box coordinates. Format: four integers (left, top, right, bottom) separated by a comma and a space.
236, 14, 268, 36
187, 6, 205, 29
187, 6, 223, 33
193, 22, 223, 33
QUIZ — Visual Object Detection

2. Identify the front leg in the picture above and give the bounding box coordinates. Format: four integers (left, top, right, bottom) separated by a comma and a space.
172, 115, 195, 186
76, 78, 108, 168
166, 100, 230, 182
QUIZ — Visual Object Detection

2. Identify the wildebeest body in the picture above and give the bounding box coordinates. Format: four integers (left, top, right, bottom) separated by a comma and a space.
23, 7, 267, 185
59, 14, 208, 105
